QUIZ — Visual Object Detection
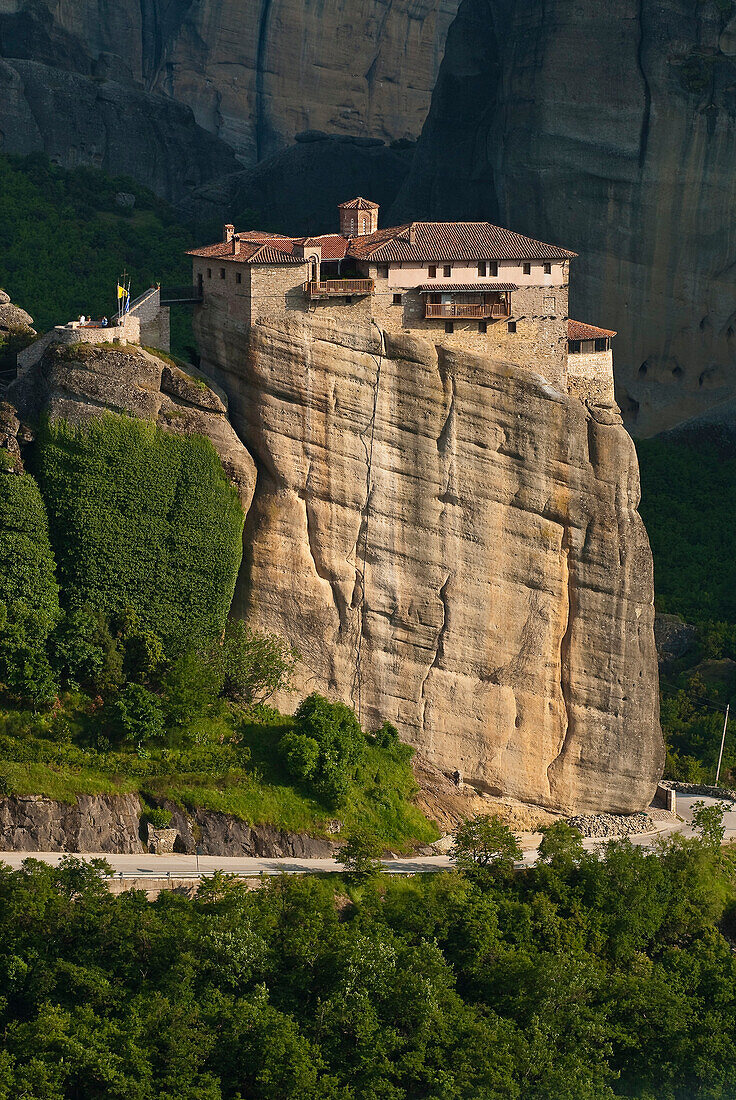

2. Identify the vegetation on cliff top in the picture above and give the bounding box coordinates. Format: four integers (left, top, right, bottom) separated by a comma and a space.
0, 413, 435, 849
0, 828, 734, 1096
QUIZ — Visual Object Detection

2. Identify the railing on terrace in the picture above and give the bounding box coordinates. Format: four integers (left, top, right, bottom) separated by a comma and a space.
424, 301, 511, 320
305, 278, 374, 298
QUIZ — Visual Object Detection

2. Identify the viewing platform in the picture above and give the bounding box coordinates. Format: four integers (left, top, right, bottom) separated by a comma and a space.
424, 301, 511, 320
305, 278, 374, 299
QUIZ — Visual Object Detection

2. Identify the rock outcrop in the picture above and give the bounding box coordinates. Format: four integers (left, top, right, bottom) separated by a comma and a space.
0, 287, 35, 336
8, 344, 257, 507
391, 0, 736, 437
0, 0, 459, 182
195, 311, 663, 813
0, 57, 239, 203
0, 793, 338, 856
0, 794, 143, 853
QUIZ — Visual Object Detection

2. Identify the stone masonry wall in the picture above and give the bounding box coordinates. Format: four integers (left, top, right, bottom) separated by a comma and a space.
567, 350, 615, 404
372, 284, 570, 389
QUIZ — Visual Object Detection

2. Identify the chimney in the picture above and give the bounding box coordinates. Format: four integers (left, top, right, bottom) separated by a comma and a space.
408, 223, 416, 246
223, 223, 235, 243
232, 234, 239, 256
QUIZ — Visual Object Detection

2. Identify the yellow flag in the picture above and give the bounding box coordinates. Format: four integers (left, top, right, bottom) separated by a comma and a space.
117, 284, 126, 299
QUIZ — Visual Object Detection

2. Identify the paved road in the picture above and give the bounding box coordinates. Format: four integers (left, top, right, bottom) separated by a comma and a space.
0, 794, 734, 879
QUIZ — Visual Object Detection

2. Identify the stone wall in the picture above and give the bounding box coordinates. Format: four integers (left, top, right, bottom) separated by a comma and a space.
372, 284, 569, 389
129, 287, 170, 353
567, 349, 615, 404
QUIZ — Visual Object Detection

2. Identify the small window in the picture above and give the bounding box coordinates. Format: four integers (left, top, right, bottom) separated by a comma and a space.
445, 321, 454, 334
236, 271, 242, 284
479, 321, 488, 334
207, 268, 212, 278
393, 293, 402, 305
507, 320, 517, 333
544, 262, 552, 275
523, 262, 531, 276
428, 265, 437, 278
595, 338, 607, 352
569, 340, 581, 353
197, 272, 203, 287
378, 264, 389, 278
443, 265, 452, 278
220, 268, 226, 279
489, 261, 498, 277
478, 261, 487, 277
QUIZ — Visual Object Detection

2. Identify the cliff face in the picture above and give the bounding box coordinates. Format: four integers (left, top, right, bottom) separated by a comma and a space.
0, 0, 459, 173
196, 310, 663, 813
392, 0, 736, 437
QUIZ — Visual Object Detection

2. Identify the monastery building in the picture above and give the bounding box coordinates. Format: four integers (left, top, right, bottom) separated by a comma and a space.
189, 198, 615, 402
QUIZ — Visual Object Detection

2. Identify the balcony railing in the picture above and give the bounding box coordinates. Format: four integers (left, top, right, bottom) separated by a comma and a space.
305, 278, 374, 299
424, 301, 511, 320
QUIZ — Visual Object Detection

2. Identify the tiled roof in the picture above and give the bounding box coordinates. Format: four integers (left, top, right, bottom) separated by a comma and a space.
568, 319, 617, 340
339, 197, 380, 210
417, 283, 518, 292
298, 234, 349, 260
187, 237, 304, 264
348, 222, 577, 262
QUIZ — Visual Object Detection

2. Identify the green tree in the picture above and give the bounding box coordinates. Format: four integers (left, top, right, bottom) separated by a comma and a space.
279, 732, 320, 780
290, 693, 366, 807
450, 814, 523, 880
0, 464, 60, 703
336, 829, 383, 876
108, 683, 165, 748
538, 821, 585, 866
691, 799, 728, 849
215, 620, 298, 708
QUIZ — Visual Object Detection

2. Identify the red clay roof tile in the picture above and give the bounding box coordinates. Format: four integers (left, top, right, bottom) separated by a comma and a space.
568, 319, 617, 340
347, 222, 577, 262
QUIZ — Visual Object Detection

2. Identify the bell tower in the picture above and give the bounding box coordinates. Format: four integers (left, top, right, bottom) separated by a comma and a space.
339, 197, 379, 238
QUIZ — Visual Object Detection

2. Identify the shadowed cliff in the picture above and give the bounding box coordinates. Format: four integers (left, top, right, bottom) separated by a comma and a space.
392, 0, 736, 437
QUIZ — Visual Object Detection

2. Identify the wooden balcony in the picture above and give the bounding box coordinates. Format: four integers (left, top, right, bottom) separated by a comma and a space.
305, 278, 374, 299
424, 301, 511, 320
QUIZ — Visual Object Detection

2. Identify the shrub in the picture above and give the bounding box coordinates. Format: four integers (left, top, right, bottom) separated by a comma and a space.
142, 806, 173, 829
215, 621, 298, 708
161, 649, 224, 733
290, 693, 366, 808
279, 732, 320, 780
108, 683, 166, 748
0, 467, 60, 702
34, 414, 244, 650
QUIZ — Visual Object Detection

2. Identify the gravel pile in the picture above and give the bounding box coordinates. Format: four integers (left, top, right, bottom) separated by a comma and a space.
660, 781, 736, 802
565, 811, 655, 838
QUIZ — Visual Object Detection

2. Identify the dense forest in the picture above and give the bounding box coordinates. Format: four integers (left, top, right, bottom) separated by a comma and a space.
0, 821, 734, 1098
637, 437, 736, 784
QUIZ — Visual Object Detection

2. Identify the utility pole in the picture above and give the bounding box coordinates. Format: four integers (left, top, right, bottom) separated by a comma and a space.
715, 703, 730, 786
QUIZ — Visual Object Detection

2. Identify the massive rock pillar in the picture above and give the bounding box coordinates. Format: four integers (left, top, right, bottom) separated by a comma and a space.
196, 307, 663, 813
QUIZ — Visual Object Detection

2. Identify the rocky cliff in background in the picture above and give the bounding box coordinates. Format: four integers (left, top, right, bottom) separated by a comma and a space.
392, 0, 736, 437
195, 310, 663, 814
0, 0, 457, 194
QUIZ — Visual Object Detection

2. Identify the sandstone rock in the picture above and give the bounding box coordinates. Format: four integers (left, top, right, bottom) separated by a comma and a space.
0, 793, 143, 853
391, 0, 736, 437
8, 345, 256, 508
195, 311, 663, 813
0, 297, 34, 334
654, 613, 697, 666
1, 0, 460, 178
